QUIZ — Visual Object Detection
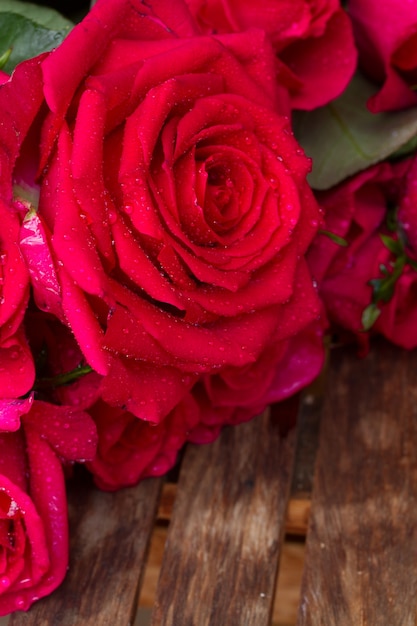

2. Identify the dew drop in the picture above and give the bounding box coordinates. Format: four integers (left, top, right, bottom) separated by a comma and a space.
0, 576, 10, 589
15, 597, 25, 609
108, 210, 118, 225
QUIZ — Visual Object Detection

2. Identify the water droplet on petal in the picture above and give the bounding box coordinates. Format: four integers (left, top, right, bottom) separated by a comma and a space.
108, 211, 118, 225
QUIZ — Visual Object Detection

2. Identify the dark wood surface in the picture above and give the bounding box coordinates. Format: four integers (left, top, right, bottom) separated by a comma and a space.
151, 406, 298, 626
10, 473, 162, 626
298, 340, 417, 626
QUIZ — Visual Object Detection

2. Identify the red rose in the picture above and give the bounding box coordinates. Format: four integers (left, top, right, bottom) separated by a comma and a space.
349, 0, 417, 112
308, 159, 417, 349
185, 0, 357, 109
5, 0, 321, 421
0, 400, 96, 614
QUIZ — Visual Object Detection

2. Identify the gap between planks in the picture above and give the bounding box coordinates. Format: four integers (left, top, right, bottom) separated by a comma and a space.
157, 482, 311, 536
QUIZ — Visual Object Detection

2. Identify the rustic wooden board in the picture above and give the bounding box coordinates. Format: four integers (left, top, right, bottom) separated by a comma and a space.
298, 340, 417, 626
10, 472, 162, 626
157, 482, 310, 536
151, 406, 299, 626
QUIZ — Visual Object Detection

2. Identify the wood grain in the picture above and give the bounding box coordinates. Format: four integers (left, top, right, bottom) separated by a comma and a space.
158, 481, 310, 536
151, 406, 299, 626
298, 340, 417, 626
10, 471, 162, 626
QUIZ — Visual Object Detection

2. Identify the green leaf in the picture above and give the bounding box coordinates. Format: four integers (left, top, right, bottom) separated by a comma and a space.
369, 255, 406, 304
0, 1, 72, 73
318, 229, 348, 247
369, 276, 394, 303
0, 47, 11, 69
0, 0, 72, 30
293, 72, 417, 190
390, 133, 417, 159
380, 234, 403, 256
362, 303, 381, 331
35, 364, 93, 390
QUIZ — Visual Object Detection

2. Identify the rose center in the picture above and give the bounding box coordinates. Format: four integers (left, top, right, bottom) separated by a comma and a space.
0, 492, 22, 557
207, 166, 234, 212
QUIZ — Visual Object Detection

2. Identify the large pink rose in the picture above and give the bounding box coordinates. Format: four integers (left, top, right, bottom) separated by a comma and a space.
4, 0, 322, 422
308, 158, 417, 349
0, 399, 96, 614
185, 0, 357, 109
349, 0, 417, 112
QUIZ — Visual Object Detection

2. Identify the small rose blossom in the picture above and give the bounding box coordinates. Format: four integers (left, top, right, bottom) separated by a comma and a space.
349, 0, 417, 112
0, 400, 97, 614
308, 158, 417, 349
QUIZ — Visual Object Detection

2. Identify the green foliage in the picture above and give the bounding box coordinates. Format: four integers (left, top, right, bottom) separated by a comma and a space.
361, 230, 415, 331
361, 303, 381, 331
294, 72, 417, 190
0, 0, 72, 73
318, 229, 348, 247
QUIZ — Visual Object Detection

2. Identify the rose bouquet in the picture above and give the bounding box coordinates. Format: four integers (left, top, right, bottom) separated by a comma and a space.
1, 0, 417, 613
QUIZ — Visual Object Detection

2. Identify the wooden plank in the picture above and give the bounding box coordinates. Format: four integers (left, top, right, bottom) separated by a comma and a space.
10, 471, 162, 626
298, 340, 417, 626
151, 405, 299, 626
158, 481, 311, 536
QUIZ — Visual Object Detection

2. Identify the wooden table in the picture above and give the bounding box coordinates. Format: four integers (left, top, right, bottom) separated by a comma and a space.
7, 339, 417, 625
